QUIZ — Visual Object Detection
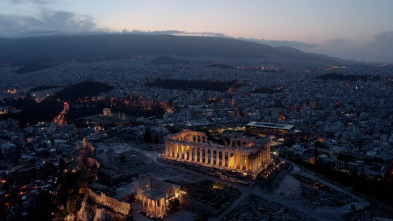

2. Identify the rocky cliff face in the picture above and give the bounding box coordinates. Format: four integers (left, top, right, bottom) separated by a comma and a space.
61, 140, 130, 221
76, 192, 131, 221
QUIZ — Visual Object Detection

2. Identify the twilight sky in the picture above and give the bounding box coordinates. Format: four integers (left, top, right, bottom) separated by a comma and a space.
1, 0, 393, 63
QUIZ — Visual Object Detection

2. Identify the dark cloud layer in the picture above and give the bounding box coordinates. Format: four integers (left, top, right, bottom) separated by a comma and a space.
122, 29, 316, 49
121, 29, 227, 38
242, 38, 317, 49
11, 0, 53, 4
0, 11, 103, 37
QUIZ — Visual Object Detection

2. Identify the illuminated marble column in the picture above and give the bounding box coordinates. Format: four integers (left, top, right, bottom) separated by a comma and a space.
169, 144, 173, 157
174, 144, 178, 159
267, 148, 270, 160
255, 158, 258, 171
234, 152, 240, 170
233, 152, 237, 169
183, 146, 186, 160
240, 154, 244, 171
227, 152, 231, 169
261, 150, 264, 162
210, 150, 214, 165
199, 148, 203, 163
142, 196, 145, 211
163, 198, 167, 216
222, 151, 226, 167
194, 147, 198, 162
181, 146, 184, 160
244, 154, 248, 171
205, 149, 208, 164
165, 143, 169, 157
188, 146, 192, 161
216, 150, 220, 166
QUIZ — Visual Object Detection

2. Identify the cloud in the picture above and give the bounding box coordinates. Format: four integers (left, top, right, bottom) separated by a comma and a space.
0, 11, 107, 37
365, 31, 393, 63
121, 29, 228, 38
11, 0, 53, 4
241, 38, 318, 49
373, 31, 393, 43
326, 38, 350, 47
299, 32, 393, 63
120, 29, 316, 49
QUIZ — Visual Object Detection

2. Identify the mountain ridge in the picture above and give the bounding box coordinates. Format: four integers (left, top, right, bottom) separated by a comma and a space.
0, 34, 350, 73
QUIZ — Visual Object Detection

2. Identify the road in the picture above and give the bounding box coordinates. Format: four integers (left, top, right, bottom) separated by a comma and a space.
54, 101, 69, 125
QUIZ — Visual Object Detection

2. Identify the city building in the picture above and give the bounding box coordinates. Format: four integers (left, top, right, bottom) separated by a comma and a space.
246, 121, 301, 142
163, 130, 272, 178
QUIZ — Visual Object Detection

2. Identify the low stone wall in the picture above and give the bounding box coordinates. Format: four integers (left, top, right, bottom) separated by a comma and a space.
86, 188, 131, 216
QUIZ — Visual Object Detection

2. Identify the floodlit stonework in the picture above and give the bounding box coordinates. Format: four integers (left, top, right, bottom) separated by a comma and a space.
78, 188, 131, 219
164, 130, 272, 177
134, 175, 180, 218
103, 108, 112, 117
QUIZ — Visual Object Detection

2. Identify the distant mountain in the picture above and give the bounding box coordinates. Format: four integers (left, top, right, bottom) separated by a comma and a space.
275, 46, 348, 63
0, 34, 348, 73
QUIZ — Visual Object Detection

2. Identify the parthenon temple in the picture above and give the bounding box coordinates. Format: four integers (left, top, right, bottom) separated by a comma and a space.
164, 130, 272, 177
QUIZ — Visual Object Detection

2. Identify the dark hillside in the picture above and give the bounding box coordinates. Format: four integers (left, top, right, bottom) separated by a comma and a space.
0, 34, 346, 73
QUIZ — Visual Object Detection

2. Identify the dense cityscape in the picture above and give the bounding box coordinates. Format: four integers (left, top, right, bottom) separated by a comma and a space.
0, 54, 392, 220
1, 0, 393, 220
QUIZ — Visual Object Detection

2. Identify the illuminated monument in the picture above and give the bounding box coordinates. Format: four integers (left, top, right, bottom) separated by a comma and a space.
134, 175, 180, 218
164, 130, 272, 177
103, 108, 112, 117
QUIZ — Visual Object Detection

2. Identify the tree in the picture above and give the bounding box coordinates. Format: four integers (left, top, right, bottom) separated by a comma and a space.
194, 213, 208, 221
27, 191, 54, 221
120, 154, 127, 163
143, 130, 152, 143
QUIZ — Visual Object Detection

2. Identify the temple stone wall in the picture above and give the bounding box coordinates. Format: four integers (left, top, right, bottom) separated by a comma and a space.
85, 188, 131, 216
164, 130, 272, 177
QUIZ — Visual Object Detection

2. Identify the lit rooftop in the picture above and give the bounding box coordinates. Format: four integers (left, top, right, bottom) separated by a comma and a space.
247, 121, 295, 130
143, 189, 165, 200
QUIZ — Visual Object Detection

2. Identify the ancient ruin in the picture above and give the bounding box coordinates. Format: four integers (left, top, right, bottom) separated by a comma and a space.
164, 130, 272, 178
134, 175, 180, 218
